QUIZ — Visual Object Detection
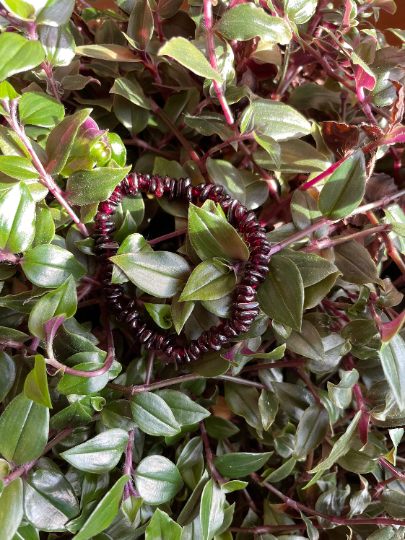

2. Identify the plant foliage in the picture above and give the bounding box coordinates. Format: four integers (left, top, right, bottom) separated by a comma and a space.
1, 0, 405, 539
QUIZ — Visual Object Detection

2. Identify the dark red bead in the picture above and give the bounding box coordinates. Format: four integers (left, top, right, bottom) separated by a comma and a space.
237, 284, 256, 296
227, 199, 239, 225
234, 311, 257, 323
184, 185, 193, 202
234, 204, 247, 221
223, 321, 240, 337
248, 231, 267, 242
169, 179, 177, 200
154, 334, 165, 349
148, 177, 157, 194
235, 301, 259, 310
154, 175, 164, 197
233, 320, 251, 333
239, 211, 257, 231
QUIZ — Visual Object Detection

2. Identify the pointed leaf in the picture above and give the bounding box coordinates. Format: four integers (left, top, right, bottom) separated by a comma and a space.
131, 392, 181, 436
257, 255, 304, 331
0, 393, 49, 465
217, 4, 291, 44
60, 429, 129, 473
24, 354, 52, 408
189, 204, 249, 262
318, 150, 366, 220
111, 251, 190, 298
0, 478, 23, 540
73, 475, 129, 540
158, 38, 223, 83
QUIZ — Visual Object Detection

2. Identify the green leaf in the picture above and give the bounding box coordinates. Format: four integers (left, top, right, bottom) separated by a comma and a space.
380, 334, 405, 411
204, 416, 239, 439
24, 468, 79, 531
33, 204, 55, 247
11, 524, 40, 540
241, 344, 286, 361
0, 157, 38, 182
0, 182, 35, 253
327, 369, 359, 409
111, 251, 190, 298
288, 83, 341, 113
216, 4, 291, 44
134, 455, 183, 504
279, 250, 338, 287
294, 404, 329, 459
224, 382, 262, 430
19, 92, 64, 128
253, 133, 281, 170
39, 24, 76, 68
156, 390, 210, 426
0, 478, 23, 540
0, 351, 15, 403
28, 276, 77, 339
46, 108, 91, 175
0, 81, 19, 114
21, 245, 86, 288
242, 99, 311, 142
57, 362, 109, 396
131, 392, 181, 436
107, 132, 126, 167
283, 320, 325, 362
23, 354, 52, 408
36, 0, 75, 26
333, 241, 384, 287
319, 151, 366, 220
0, 33, 45, 81
172, 294, 195, 335
66, 166, 131, 206
146, 508, 182, 540
156, 0, 183, 18
206, 159, 246, 203
257, 255, 304, 332
76, 44, 141, 62
73, 475, 129, 540
254, 139, 331, 173
213, 452, 271, 479
271, 382, 315, 422
188, 204, 249, 263
50, 396, 94, 430
381, 489, 405, 519
200, 479, 225, 540
185, 113, 234, 143
264, 456, 296, 482
180, 259, 236, 301
145, 302, 172, 329
0, 0, 35, 20
100, 400, 136, 431
0, 393, 49, 465
307, 411, 362, 487
127, 0, 154, 50
283, 0, 317, 24
259, 389, 279, 430
158, 37, 223, 83
61, 429, 129, 473
110, 77, 152, 110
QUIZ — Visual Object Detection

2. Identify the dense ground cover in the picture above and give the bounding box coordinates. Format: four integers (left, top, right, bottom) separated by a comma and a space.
1, 0, 405, 538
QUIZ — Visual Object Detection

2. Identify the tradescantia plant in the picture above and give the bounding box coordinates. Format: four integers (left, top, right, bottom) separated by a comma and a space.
4, 1, 405, 540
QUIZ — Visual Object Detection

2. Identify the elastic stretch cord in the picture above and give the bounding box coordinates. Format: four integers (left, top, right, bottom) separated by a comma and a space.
93, 173, 270, 365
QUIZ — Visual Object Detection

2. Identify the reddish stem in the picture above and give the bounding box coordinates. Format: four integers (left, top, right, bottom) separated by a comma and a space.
203, 0, 234, 125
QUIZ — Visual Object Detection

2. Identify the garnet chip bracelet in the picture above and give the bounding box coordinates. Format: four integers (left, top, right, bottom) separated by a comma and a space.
93, 173, 271, 365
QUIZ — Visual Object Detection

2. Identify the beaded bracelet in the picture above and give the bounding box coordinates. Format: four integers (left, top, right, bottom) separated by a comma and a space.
93, 173, 271, 365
